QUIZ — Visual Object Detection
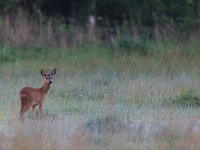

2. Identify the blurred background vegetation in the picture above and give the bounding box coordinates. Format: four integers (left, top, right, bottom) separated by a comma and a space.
0, 0, 200, 65
1, 2, 200, 149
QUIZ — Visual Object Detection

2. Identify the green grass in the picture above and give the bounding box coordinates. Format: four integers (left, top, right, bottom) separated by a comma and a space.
1, 40, 200, 76
1, 42, 200, 149
163, 89, 200, 108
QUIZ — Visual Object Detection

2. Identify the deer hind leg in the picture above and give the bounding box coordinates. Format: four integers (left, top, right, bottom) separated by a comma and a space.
31, 105, 37, 120
20, 104, 31, 122
20, 106, 25, 122
39, 105, 44, 119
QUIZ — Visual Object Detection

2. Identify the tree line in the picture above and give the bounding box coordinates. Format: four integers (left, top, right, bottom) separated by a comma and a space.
1, 0, 200, 28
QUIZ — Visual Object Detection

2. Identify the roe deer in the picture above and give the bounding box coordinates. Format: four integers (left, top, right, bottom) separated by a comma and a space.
19, 68, 56, 122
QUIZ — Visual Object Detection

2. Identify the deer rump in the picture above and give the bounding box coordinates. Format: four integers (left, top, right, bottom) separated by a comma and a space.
20, 87, 44, 106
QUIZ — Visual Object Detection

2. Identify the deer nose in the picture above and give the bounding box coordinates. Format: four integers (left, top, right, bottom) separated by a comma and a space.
49, 81, 53, 84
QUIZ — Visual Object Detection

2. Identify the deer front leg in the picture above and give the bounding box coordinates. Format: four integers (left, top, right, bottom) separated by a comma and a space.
39, 105, 44, 119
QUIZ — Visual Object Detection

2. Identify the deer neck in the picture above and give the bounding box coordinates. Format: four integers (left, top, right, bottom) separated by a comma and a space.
41, 82, 51, 95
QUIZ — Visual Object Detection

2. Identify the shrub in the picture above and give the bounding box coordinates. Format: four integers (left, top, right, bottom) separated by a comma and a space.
118, 36, 151, 55
163, 89, 200, 108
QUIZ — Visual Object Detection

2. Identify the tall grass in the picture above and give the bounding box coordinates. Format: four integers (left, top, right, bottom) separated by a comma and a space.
0, 8, 106, 48
1, 7, 200, 150
0, 49, 200, 149
0, 69, 200, 149
1, 8, 200, 55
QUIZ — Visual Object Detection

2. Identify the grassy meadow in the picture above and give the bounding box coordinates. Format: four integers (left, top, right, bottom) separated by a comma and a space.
1, 41, 200, 150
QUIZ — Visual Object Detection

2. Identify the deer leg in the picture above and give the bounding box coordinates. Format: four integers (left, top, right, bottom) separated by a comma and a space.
31, 105, 36, 120
39, 105, 44, 119
20, 104, 30, 122
20, 106, 25, 123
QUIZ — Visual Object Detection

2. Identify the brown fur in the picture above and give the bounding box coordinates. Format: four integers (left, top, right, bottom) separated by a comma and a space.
19, 77, 52, 122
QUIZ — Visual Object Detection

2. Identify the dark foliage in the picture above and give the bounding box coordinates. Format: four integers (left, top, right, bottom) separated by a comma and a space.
1, 0, 200, 31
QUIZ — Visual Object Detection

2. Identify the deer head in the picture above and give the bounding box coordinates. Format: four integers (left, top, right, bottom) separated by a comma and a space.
41, 68, 56, 84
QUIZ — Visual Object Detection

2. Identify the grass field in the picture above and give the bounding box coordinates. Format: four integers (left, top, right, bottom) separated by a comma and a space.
1, 44, 200, 150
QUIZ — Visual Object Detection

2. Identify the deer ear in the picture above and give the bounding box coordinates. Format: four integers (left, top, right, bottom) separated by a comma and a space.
51, 68, 56, 76
41, 69, 46, 77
